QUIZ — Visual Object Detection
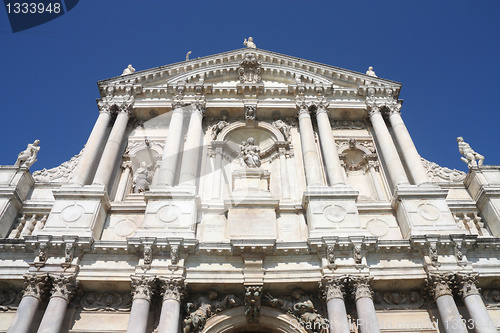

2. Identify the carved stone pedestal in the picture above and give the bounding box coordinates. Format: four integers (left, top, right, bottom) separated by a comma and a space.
0, 166, 34, 237
465, 166, 500, 236
36, 185, 110, 238
392, 184, 465, 238
138, 186, 198, 239
303, 186, 361, 240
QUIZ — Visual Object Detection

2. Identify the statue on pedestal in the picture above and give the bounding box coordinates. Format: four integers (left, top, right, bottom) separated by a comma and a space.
241, 138, 261, 168
457, 136, 484, 168
15, 140, 40, 169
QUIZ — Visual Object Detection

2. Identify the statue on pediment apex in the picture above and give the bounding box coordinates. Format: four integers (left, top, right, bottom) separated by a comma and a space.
15, 140, 40, 169
243, 37, 256, 49
121, 64, 136, 76
457, 136, 484, 168
366, 66, 377, 77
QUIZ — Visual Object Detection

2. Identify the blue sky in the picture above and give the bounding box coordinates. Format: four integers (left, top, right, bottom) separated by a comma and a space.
1, 1, 499, 173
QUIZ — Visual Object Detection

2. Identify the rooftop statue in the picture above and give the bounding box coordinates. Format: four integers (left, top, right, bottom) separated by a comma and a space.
366, 66, 377, 77
186, 51, 192, 61
15, 139, 40, 169
241, 137, 261, 168
457, 136, 484, 168
121, 64, 136, 76
243, 37, 257, 49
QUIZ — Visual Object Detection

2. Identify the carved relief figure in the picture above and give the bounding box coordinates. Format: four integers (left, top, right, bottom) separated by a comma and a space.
272, 118, 291, 141
457, 136, 484, 168
241, 138, 261, 168
245, 105, 256, 121
238, 53, 261, 84
15, 140, 40, 168
243, 37, 256, 49
211, 116, 229, 140
133, 162, 154, 193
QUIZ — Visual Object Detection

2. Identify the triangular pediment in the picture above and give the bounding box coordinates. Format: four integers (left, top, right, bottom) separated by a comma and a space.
97, 48, 401, 98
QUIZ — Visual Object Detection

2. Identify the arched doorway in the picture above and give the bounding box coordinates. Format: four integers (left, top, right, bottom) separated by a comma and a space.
202, 306, 308, 333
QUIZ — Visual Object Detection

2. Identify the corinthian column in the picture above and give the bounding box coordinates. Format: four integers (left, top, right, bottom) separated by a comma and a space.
429, 273, 467, 333
321, 277, 350, 333
155, 105, 186, 187
388, 106, 430, 185
126, 275, 156, 333
351, 276, 380, 333
70, 108, 112, 186
157, 277, 185, 333
8, 274, 48, 333
93, 106, 132, 187
179, 101, 205, 186
314, 95, 345, 186
457, 273, 497, 333
296, 92, 324, 187
37, 275, 76, 333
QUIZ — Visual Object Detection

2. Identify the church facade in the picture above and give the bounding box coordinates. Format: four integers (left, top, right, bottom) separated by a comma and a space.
1, 43, 500, 333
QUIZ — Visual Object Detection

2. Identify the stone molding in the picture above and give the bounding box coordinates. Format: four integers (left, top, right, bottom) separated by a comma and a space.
130, 275, 156, 302
159, 277, 185, 302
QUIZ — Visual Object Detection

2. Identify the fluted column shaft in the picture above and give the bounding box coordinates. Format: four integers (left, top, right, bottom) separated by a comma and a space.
70, 111, 112, 186
126, 276, 155, 333
388, 111, 430, 185
458, 274, 497, 333
322, 277, 350, 333
369, 108, 408, 187
156, 107, 185, 186
93, 110, 131, 187
298, 108, 324, 187
352, 277, 380, 333
37, 275, 76, 333
8, 274, 47, 333
316, 109, 345, 186
157, 278, 185, 333
179, 107, 204, 186
430, 275, 467, 333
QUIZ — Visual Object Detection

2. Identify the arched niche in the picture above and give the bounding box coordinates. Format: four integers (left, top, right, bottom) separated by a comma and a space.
202, 306, 308, 333
215, 121, 288, 163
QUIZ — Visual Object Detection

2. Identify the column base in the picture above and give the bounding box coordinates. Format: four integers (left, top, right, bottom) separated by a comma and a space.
392, 184, 465, 239
36, 185, 110, 239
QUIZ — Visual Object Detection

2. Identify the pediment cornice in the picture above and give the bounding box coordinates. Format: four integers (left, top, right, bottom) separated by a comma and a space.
97, 48, 401, 98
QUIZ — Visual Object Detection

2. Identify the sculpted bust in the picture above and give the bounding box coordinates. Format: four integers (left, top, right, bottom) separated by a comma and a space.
457, 136, 484, 168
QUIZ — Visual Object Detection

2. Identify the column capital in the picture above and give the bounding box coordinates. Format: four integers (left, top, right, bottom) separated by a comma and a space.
350, 276, 374, 301
426, 273, 454, 300
457, 273, 480, 298
49, 274, 77, 302
22, 273, 48, 300
313, 92, 330, 114
130, 275, 156, 302
159, 277, 185, 302
321, 276, 347, 301
97, 100, 112, 115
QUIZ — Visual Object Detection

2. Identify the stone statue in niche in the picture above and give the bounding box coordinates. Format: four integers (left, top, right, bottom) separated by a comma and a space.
132, 162, 154, 193
15, 139, 40, 169
121, 64, 136, 76
272, 118, 291, 141
241, 138, 261, 168
457, 136, 484, 168
243, 37, 256, 49
266, 289, 328, 332
211, 116, 229, 140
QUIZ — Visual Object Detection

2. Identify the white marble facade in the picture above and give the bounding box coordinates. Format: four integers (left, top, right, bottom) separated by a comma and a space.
1, 47, 500, 333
